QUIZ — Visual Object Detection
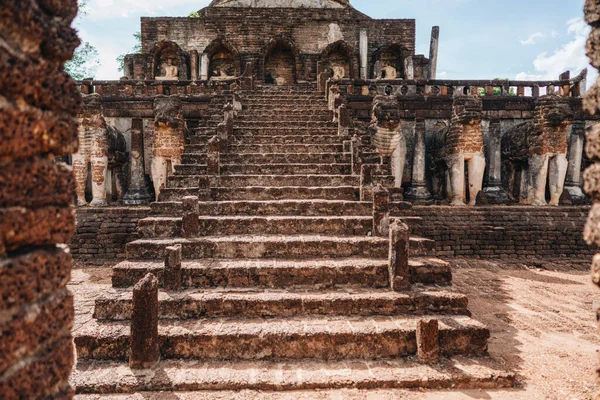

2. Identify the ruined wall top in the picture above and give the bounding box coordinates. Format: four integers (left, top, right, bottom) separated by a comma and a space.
208, 0, 351, 8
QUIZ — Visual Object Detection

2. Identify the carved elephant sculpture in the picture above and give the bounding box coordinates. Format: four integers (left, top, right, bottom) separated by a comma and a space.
73, 94, 128, 206
369, 95, 406, 188
502, 94, 573, 206
151, 95, 187, 200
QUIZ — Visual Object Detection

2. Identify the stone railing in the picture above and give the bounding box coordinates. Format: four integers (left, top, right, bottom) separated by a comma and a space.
326, 70, 588, 100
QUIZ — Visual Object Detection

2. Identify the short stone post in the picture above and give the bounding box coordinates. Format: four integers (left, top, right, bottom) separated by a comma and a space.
373, 185, 390, 237
406, 118, 432, 201
417, 319, 440, 363
130, 273, 160, 369
389, 220, 410, 291
360, 164, 374, 201
207, 136, 220, 176
338, 104, 351, 136
483, 119, 510, 204
164, 244, 182, 291
351, 135, 362, 176
181, 196, 199, 238
563, 120, 586, 204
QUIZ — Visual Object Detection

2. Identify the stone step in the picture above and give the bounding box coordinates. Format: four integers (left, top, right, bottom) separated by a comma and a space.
181, 153, 207, 164
151, 200, 373, 217
221, 152, 350, 164
174, 163, 352, 176
72, 357, 515, 394
236, 121, 336, 129
232, 128, 339, 136
93, 288, 470, 321
138, 216, 373, 237
239, 110, 331, 118
125, 235, 435, 260
73, 315, 489, 361
228, 144, 344, 154
190, 134, 345, 145
111, 257, 450, 290
168, 175, 359, 188
237, 116, 332, 123
158, 186, 359, 201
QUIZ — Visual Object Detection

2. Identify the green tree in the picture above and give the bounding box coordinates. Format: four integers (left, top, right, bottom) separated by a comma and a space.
189, 11, 200, 17
116, 32, 142, 73
65, 0, 101, 80
477, 79, 516, 96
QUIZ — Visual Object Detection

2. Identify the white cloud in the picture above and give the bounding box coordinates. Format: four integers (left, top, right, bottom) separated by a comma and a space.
521, 32, 544, 46
516, 17, 596, 86
438, 71, 447, 78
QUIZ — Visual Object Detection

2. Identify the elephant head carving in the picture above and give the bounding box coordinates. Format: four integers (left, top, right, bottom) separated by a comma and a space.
369, 95, 402, 157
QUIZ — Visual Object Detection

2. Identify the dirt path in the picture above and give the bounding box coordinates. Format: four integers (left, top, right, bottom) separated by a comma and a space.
71, 258, 600, 399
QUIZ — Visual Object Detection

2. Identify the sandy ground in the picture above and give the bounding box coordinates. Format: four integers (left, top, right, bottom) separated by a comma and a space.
71, 258, 600, 400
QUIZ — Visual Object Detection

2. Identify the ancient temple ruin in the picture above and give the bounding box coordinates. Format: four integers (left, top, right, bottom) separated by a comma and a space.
3, 0, 600, 398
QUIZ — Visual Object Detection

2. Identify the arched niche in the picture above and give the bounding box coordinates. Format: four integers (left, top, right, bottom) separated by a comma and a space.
203, 38, 241, 80
371, 44, 408, 80
151, 41, 190, 80
261, 36, 302, 85
319, 40, 356, 80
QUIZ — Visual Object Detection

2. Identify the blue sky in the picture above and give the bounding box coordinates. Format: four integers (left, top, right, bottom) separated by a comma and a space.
80, 0, 593, 83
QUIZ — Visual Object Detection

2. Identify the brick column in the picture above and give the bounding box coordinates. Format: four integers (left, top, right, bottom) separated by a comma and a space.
389, 221, 411, 291
406, 118, 432, 201
123, 118, 153, 205
483, 119, 510, 204
130, 274, 160, 369
0, 1, 81, 398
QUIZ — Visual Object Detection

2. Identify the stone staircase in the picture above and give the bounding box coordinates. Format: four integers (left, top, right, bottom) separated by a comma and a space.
71, 88, 515, 395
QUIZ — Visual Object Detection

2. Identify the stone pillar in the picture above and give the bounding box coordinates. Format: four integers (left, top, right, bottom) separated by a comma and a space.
200, 53, 209, 80
190, 50, 199, 81
164, 244, 182, 291
417, 319, 440, 362
130, 274, 160, 369
124, 119, 153, 205
351, 135, 362, 176
389, 220, 410, 292
406, 118, 432, 201
373, 185, 390, 237
207, 136, 220, 176
483, 119, 510, 204
181, 196, 200, 238
360, 29, 368, 80
564, 120, 586, 203
405, 57, 415, 80
0, 1, 80, 397
338, 104, 351, 136
428, 26, 440, 80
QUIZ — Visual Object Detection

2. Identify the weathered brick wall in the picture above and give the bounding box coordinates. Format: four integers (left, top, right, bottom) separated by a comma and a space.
410, 206, 593, 258
0, 1, 81, 398
71, 207, 151, 262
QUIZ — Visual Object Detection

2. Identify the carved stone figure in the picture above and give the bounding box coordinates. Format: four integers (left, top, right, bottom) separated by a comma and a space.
151, 95, 187, 199
332, 65, 346, 80
502, 95, 574, 206
74, 94, 128, 206
369, 95, 406, 188
431, 96, 486, 205
381, 65, 397, 80
156, 58, 179, 81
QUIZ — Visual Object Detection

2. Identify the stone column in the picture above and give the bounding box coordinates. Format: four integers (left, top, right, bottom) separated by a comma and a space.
124, 119, 153, 205
417, 319, 440, 362
190, 50, 199, 81
564, 120, 586, 203
200, 53, 209, 80
130, 274, 160, 369
427, 26, 440, 80
360, 29, 368, 80
406, 118, 432, 201
483, 120, 510, 204
164, 244, 182, 291
182, 196, 200, 238
373, 185, 390, 237
405, 57, 415, 80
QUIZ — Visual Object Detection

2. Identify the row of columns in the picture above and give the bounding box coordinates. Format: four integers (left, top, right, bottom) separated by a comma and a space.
395, 118, 586, 204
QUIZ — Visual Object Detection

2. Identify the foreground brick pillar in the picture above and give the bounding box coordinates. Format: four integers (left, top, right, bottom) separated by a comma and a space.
130, 273, 160, 369
584, 0, 600, 392
0, 1, 81, 398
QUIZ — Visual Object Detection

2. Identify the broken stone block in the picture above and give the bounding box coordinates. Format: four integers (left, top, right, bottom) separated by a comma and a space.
164, 244, 182, 290
389, 220, 410, 291
417, 319, 440, 362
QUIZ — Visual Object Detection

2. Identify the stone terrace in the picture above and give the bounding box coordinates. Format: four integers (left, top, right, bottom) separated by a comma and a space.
71, 87, 515, 394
